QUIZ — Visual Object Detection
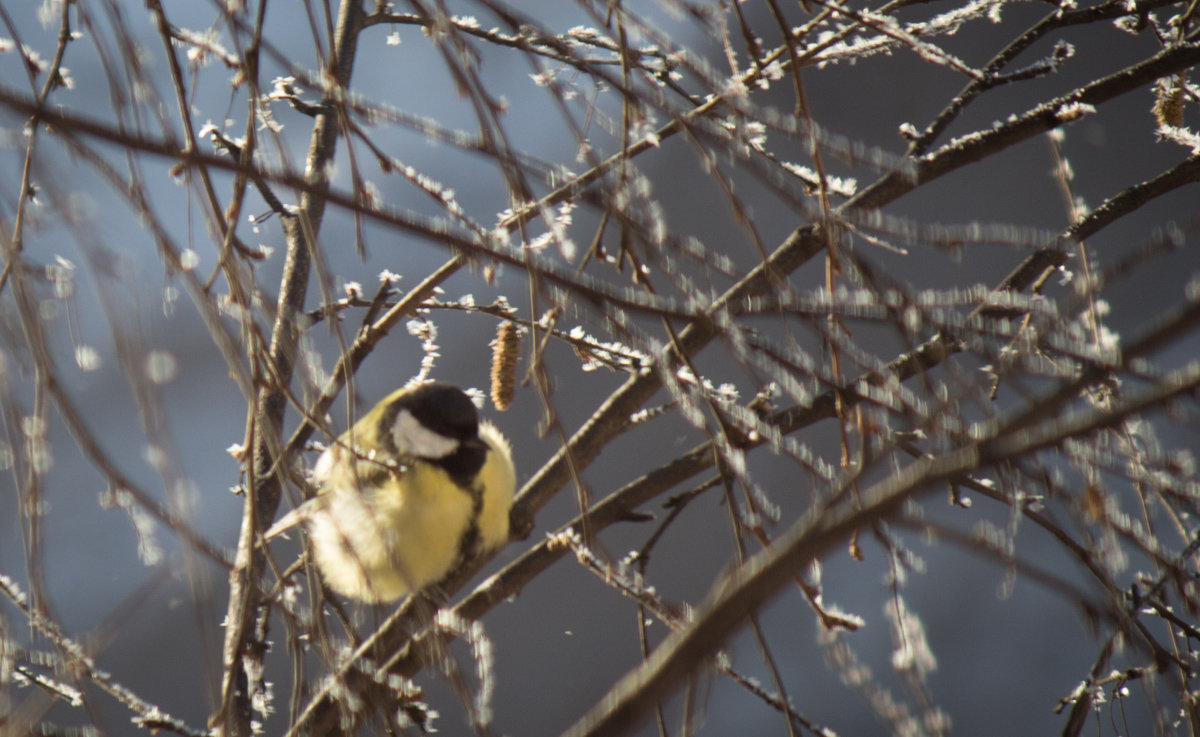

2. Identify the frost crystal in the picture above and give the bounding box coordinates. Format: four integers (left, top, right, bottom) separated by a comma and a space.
75, 345, 101, 371
145, 350, 178, 384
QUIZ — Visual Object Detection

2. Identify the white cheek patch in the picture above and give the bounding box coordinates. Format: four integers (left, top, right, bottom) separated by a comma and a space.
392, 409, 459, 459
312, 446, 335, 483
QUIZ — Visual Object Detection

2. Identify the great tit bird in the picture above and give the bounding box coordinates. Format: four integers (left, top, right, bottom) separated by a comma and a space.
269, 382, 516, 603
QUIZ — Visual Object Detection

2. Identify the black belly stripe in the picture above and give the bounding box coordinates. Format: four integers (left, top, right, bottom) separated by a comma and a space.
435, 440, 489, 570
452, 468, 487, 569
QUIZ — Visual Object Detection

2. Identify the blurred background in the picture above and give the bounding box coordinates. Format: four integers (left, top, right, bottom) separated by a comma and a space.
1, 1, 1198, 735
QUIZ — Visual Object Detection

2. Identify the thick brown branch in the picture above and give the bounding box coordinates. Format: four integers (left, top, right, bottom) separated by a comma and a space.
215, 3, 367, 737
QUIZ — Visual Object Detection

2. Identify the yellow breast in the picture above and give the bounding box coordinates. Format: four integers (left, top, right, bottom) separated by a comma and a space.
306, 421, 516, 603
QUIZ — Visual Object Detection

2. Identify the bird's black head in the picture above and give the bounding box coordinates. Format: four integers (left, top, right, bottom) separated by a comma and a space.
383, 382, 487, 487
397, 382, 480, 442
